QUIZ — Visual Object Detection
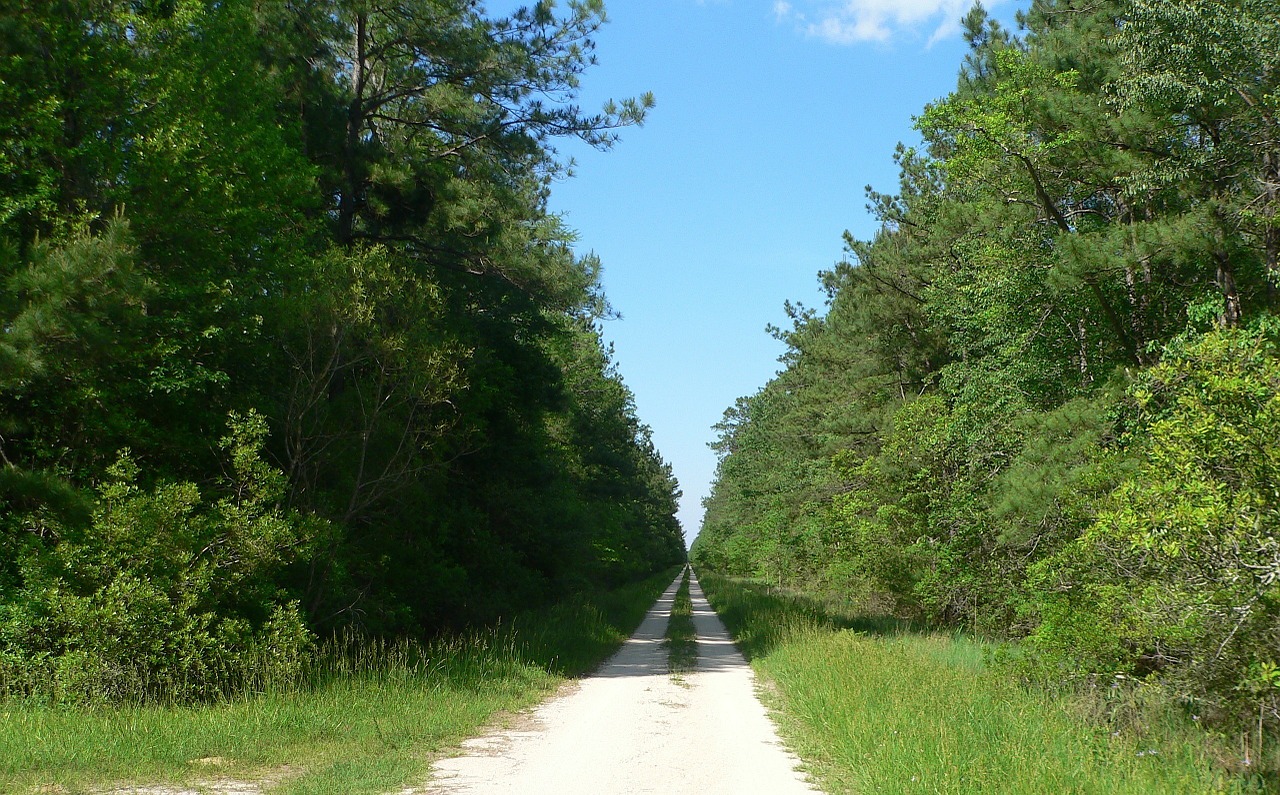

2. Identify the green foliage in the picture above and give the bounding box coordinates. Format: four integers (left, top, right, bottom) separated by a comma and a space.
693, 0, 1280, 773
1, 569, 675, 794
1027, 326, 1280, 728
0, 0, 681, 706
0, 412, 318, 703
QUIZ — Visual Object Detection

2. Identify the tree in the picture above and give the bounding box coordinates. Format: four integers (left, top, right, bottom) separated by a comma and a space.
0, 0, 683, 700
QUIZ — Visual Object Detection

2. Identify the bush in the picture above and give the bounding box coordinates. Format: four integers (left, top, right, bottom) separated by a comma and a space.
1026, 325, 1280, 734
0, 411, 318, 703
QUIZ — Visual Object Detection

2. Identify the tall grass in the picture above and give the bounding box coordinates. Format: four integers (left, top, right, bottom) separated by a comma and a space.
1, 567, 680, 795
700, 573, 1253, 795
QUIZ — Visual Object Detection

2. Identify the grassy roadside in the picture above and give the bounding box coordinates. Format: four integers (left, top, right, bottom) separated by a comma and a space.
700, 573, 1247, 795
0, 567, 680, 795
664, 567, 697, 676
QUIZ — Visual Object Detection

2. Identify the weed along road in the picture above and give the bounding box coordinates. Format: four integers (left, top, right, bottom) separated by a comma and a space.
424, 570, 819, 795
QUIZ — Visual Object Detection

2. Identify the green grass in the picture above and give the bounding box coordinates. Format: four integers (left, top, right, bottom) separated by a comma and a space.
664, 567, 697, 676
700, 573, 1251, 795
0, 568, 679, 795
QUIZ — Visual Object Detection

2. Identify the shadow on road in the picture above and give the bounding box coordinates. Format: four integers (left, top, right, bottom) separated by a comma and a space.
589, 573, 751, 678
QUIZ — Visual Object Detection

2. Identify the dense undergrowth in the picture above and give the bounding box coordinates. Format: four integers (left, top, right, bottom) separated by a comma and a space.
0, 567, 680, 794
701, 573, 1274, 794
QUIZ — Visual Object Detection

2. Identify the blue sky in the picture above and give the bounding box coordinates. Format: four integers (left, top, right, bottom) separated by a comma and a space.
541, 0, 1020, 543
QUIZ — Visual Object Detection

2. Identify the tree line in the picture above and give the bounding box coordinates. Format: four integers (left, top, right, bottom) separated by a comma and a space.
693, 0, 1280, 741
0, 0, 685, 702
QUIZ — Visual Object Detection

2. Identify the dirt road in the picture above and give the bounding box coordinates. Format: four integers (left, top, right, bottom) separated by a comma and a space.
424, 570, 819, 795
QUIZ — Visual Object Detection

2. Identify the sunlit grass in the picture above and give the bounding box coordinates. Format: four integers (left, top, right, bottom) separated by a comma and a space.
700, 573, 1248, 795
664, 567, 697, 676
0, 568, 680, 795
3, 663, 545, 795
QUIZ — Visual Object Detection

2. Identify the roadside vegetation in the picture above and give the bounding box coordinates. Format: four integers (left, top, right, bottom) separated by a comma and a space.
2, 0, 682, 716
664, 568, 697, 676
692, 0, 1280, 777
702, 574, 1264, 794
0, 568, 678, 795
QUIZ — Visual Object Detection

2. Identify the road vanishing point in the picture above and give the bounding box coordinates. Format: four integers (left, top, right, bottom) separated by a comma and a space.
424, 571, 820, 795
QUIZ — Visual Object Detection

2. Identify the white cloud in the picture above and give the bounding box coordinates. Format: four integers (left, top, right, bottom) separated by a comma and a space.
807, 12, 891, 43
773, 0, 794, 21
779, 0, 979, 45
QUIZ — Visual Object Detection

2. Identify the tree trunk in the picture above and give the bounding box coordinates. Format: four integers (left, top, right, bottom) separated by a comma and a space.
337, 12, 369, 245
1216, 250, 1243, 328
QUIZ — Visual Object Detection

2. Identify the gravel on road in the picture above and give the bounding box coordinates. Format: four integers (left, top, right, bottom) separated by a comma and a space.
423, 570, 819, 795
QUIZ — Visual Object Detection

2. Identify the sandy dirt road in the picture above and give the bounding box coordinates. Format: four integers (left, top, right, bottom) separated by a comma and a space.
423, 570, 819, 795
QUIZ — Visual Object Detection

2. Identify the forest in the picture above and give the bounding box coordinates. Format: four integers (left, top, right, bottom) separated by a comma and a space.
0, 0, 685, 702
692, 0, 1280, 746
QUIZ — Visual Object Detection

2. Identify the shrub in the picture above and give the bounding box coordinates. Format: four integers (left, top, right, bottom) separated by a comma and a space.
0, 411, 318, 703
1026, 325, 1280, 733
